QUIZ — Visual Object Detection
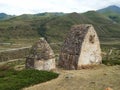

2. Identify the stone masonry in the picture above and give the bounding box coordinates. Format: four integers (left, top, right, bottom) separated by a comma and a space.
26, 38, 56, 71
59, 24, 102, 70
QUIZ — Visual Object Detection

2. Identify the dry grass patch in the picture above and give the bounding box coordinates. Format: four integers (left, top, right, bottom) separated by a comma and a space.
24, 65, 120, 90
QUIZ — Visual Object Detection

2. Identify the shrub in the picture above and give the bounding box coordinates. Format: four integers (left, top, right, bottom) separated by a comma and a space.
0, 68, 59, 90
102, 59, 120, 65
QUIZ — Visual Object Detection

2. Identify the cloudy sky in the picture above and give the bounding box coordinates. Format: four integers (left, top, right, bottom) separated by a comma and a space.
0, 0, 120, 15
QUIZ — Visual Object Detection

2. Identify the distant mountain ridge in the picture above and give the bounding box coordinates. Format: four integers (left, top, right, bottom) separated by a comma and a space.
97, 5, 120, 13
0, 13, 14, 20
97, 5, 120, 23
0, 5, 120, 43
0, 11, 120, 43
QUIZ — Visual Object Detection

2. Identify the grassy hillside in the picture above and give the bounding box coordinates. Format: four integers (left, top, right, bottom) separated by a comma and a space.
98, 11, 120, 23
0, 11, 120, 43
97, 5, 120, 23
41, 11, 120, 42
83, 11, 120, 41
97, 5, 120, 14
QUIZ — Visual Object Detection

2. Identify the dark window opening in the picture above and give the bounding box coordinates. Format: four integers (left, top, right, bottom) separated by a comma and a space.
89, 35, 95, 44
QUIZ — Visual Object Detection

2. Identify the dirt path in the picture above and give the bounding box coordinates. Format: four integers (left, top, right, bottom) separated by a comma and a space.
24, 65, 120, 90
0, 46, 31, 52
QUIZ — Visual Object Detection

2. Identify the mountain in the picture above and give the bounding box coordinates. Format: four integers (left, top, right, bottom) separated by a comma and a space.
0, 13, 14, 20
38, 11, 117, 42
97, 5, 120, 23
0, 11, 120, 43
97, 5, 120, 13
35, 12, 65, 17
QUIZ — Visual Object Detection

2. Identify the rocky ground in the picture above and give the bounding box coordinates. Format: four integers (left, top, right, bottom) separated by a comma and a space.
24, 65, 120, 90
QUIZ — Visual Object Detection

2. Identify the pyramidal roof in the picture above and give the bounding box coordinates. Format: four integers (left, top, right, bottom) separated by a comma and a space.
29, 38, 55, 60
61, 24, 92, 55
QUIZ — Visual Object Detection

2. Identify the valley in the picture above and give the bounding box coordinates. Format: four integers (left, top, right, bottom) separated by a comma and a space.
0, 4, 120, 90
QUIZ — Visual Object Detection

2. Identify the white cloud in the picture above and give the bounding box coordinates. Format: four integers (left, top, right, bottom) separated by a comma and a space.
0, 0, 120, 15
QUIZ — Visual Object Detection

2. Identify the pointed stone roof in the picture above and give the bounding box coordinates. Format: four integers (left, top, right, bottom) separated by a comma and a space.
61, 24, 91, 55
59, 24, 102, 70
26, 38, 56, 70
28, 38, 55, 60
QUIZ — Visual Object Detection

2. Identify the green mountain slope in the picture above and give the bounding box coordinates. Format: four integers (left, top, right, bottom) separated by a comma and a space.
82, 11, 120, 40
41, 11, 120, 42
0, 11, 120, 43
97, 5, 120, 23
97, 5, 120, 13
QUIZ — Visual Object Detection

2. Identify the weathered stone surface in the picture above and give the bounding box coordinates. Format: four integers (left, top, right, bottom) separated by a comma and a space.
26, 38, 55, 70
59, 24, 102, 70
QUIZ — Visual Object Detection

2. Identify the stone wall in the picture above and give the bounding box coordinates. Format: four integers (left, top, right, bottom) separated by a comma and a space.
78, 25, 102, 68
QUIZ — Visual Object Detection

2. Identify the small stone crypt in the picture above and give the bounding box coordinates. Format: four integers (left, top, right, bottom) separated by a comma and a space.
26, 38, 55, 71
59, 24, 102, 70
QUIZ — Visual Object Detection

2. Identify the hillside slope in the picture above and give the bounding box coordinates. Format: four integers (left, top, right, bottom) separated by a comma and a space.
0, 13, 14, 20
0, 11, 120, 43
40, 11, 120, 42
97, 5, 120, 23
97, 5, 120, 14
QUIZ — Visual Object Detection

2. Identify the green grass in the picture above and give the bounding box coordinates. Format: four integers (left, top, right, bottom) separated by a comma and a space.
101, 43, 120, 66
102, 59, 120, 65
0, 65, 59, 90
98, 11, 120, 23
